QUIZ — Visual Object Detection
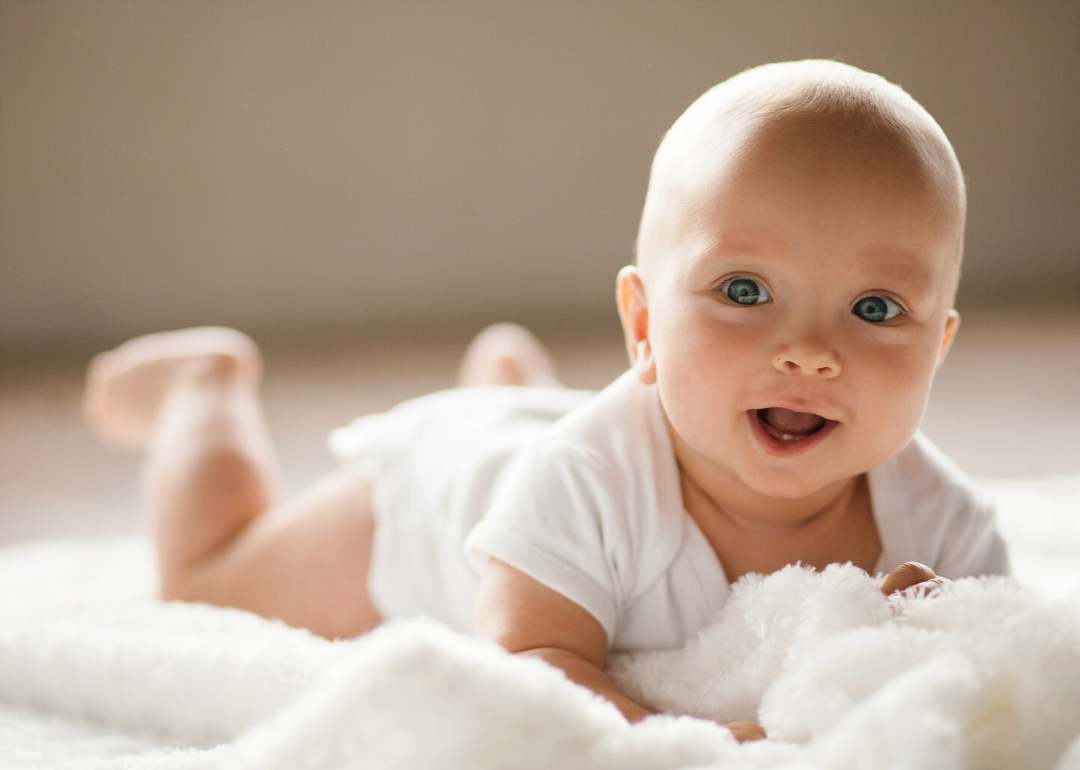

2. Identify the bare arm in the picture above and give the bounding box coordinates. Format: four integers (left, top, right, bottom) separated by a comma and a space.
473, 557, 651, 722
475, 558, 767, 742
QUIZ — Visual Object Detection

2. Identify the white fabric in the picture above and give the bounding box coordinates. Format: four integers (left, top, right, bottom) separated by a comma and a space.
465, 370, 725, 650
333, 371, 1007, 650
0, 471, 1076, 770
328, 385, 594, 630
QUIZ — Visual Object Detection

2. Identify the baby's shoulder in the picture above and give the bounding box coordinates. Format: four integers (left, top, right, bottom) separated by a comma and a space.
871, 432, 1006, 578
544, 370, 663, 449
879, 432, 988, 515
522, 371, 675, 492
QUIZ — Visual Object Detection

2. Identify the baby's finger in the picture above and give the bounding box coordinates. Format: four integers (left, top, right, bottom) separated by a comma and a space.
725, 720, 767, 743
880, 562, 937, 595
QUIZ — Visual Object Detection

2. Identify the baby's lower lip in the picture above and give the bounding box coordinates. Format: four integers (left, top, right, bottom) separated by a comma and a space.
749, 410, 838, 457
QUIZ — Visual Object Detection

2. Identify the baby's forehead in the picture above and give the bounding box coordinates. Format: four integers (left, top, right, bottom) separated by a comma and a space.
689, 112, 954, 224
637, 62, 965, 278
667, 86, 955, 210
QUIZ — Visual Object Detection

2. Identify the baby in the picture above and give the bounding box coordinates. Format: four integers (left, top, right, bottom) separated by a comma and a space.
83, 61, 1008, 743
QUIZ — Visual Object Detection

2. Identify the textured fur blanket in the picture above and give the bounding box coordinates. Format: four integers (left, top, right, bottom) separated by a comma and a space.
0, 475, 1078, 769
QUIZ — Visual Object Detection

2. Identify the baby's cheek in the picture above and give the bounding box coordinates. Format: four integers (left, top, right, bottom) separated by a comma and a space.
658, 358, 733, 429
853, 347, 934, 452
655, 340, 746, 442
657, 310, 755, 384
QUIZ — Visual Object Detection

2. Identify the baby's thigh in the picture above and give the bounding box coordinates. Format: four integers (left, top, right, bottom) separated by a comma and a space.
192, 467, 381, 640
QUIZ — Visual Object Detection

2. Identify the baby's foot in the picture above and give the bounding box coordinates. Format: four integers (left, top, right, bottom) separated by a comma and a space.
83, 327, 262, 448
457, 323, 562, 388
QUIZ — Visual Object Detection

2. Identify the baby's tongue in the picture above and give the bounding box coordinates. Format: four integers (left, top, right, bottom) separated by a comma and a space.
759, 407, 825, 436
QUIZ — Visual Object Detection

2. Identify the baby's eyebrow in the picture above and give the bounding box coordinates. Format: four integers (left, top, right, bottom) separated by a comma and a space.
855, 251, 940, 299
692, 234, 781, 263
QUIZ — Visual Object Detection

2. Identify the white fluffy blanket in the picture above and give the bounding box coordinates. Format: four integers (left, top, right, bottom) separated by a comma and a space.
1, 475, 1079, 770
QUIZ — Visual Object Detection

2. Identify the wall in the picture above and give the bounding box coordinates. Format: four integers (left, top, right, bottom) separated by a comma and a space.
2, 1, 1078, 350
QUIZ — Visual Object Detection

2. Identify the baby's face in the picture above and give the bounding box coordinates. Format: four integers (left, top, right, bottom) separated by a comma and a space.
626, 121, 961, 501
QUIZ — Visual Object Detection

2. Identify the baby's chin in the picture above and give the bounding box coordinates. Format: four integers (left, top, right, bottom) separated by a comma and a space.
738, 466, 848, 501
732, 446, 873, 500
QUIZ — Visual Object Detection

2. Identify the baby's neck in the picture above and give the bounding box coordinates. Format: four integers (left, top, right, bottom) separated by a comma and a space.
678, 466, 881, 581
679, 459, 860, 526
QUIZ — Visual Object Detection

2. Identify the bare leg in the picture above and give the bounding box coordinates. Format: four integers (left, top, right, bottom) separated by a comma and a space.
456, 323, 562, 388
84, 328, 379, 639
83, 323, 561, 640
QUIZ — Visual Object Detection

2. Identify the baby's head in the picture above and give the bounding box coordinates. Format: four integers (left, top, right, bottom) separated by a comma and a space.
618, 60, 965, 501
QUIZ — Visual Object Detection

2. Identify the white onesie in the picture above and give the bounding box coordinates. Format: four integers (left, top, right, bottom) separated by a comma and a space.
329, 371, 1010, 651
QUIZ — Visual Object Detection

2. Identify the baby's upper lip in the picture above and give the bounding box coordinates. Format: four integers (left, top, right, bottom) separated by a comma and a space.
749, 400, 841, 423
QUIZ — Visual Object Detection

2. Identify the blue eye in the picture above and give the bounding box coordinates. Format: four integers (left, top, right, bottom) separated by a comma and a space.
853, 296, 903, 323
723, 277, 771, 306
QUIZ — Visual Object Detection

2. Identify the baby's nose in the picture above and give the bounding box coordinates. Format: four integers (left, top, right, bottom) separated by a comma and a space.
772, 345, 841, 378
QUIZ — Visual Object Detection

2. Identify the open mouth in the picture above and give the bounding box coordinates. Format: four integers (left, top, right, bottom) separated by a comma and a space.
751, 407, 837, 455
756, 407, 827, 442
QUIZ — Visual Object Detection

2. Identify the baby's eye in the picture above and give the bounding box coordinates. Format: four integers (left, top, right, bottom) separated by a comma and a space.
852, 295, 903, 323
722, 277, 772, 306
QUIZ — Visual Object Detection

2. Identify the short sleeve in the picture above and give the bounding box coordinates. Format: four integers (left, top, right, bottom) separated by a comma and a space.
875, 433, 1012, 581
464, 439, 634, 644
933, 495, 1011, 579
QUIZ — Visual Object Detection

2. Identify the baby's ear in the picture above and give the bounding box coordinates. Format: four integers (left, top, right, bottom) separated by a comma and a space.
616, 266, 657, 385
937, 310, 961, 365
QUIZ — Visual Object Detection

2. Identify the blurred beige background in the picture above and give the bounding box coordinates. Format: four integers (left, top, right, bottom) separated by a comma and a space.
1, 1, 1078, 544
2, 1, 1079, 351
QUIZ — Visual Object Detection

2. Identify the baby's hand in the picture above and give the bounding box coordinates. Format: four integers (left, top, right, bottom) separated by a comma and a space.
725, 720, 767, 742
880, 561, 948, 598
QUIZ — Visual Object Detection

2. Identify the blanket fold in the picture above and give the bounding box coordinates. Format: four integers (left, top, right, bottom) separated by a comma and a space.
0, 474, 1078, 769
